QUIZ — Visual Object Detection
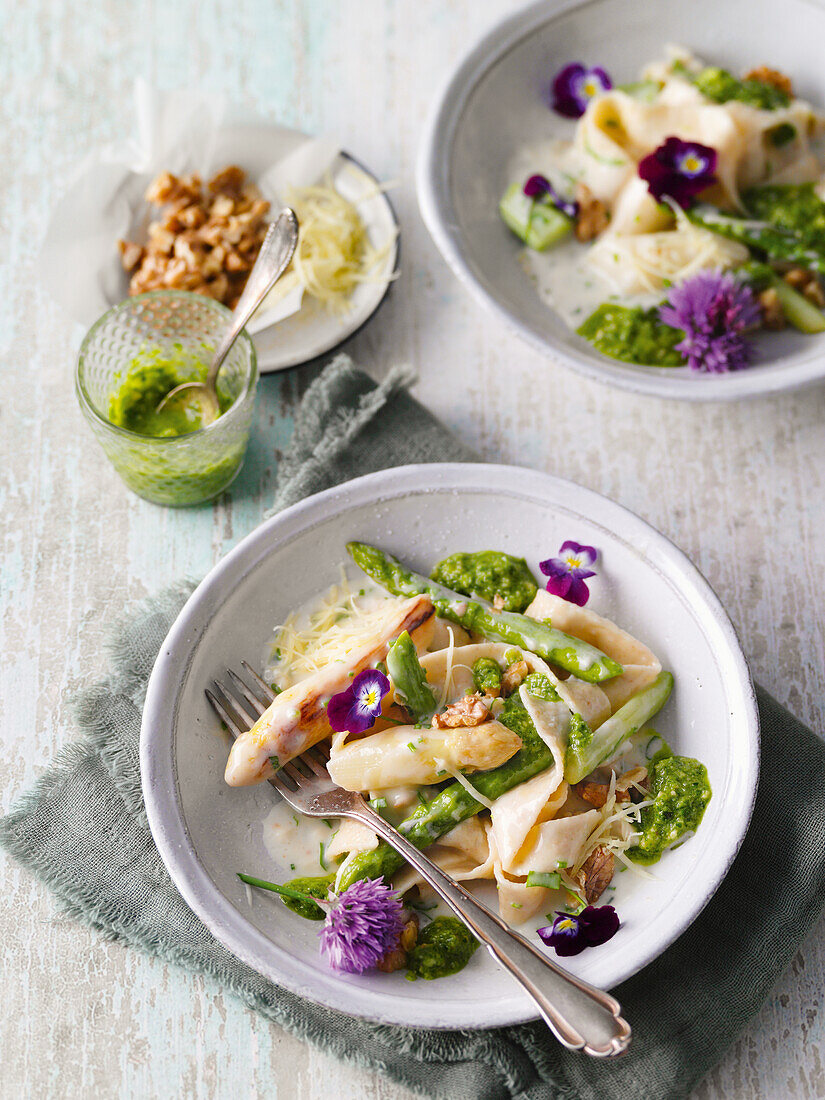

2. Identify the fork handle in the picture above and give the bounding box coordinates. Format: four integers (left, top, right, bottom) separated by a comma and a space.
355, 809, 631, 1057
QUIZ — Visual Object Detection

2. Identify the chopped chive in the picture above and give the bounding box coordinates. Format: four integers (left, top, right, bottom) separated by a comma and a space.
407, 742, 417, 752
323, 819, 334, 829
319, 842, 327, 870
511, 902, 523, 909
290, 863, 295, 871
270, 755, 280, 770
526, 871, 561, 890
292, 815, 300, 827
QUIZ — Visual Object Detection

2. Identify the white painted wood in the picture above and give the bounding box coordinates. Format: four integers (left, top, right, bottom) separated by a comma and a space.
1, 0, 823, 1096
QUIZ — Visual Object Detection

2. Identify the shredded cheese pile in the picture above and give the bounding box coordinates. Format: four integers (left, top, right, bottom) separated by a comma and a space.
272, 180, 396, 313
572, 771, 655, 877
266, 571, 402, 689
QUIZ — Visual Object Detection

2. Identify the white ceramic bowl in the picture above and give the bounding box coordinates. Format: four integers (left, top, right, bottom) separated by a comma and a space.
417, 0, 825, 401
141, 464, 759, 1028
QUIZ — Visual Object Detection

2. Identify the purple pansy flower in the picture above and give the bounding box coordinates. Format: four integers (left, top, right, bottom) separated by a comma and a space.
638, 136, 717, 206
319, 878, 405, 973
539, 541, 598, 607
523, 174, 579, 219
327, 668, 390, 734
538, 905, 620, 957
551, 62, 613, 118
659, 269, 761, 373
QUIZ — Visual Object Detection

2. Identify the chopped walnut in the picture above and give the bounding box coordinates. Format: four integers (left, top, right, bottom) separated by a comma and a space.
376, 917, 418, 973
118, 166, 271, 307
784, 268, 825, 307
615, 765, 648, 796
576, 780, 611, 809
743, 66, 793, 97
500, 660, 529, 697
575, 846, 615, 905
574, 182, 610, 242
758, 287, 786, 330
432, 693, 491, 729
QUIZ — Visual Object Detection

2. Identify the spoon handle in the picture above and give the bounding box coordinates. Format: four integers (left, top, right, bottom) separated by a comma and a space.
207, 208, 299, 387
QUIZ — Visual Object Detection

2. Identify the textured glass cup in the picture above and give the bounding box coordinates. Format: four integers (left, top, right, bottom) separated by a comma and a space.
76, 291, 258, 506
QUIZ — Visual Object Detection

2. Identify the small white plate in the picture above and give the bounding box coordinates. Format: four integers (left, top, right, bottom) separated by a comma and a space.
141, 464, 758, 1029
417, 0, 825, 400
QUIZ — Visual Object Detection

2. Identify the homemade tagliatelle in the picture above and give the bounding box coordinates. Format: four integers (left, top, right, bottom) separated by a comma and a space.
231, 542, 712, 981
502, 45, 825, 372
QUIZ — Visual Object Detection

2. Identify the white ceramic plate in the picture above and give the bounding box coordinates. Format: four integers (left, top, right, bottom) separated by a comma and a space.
141, 464, 759, 1028
417, 0, 825, 400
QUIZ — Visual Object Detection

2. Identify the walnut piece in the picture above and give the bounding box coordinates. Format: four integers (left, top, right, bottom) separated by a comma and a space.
118, 166, 271, 307
743, 66, 793, 96
575, 846, 615, 905
758, 287, 786, 330
376, 917, 419, 973
574, 182, 610, 242
431, 693, 492, 729
500, 660, 529, 697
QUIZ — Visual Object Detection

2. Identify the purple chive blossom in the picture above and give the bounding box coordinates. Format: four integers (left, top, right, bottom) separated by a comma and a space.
551, 62, 612, 118
539, 541, 598, 607
659, 269, 761, 373
523, 174, 579, 219
638, 137, 717, 206
538, 905, 620, 957
327, 669, 390, 735
319, 878, 405, 973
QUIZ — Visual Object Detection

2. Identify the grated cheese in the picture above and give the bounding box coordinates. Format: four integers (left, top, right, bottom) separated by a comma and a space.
268, 179, 398, 313
571, 771, 655, 879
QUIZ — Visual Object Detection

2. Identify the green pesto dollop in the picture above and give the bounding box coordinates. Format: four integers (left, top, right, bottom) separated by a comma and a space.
280, 875, 334, 920
628, 756, 712, 865
693, 66, 791, 110
406, 916, 480, 980
472, 656, 503, 695
430, 551, 538, 613
108, 347, 231, 437
577, 304, 685, 367
566, 711, 593, 763
743, 183, 825, 253
499, 673, 559, 742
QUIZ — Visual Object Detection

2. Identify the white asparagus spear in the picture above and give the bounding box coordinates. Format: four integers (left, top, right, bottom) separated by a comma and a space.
224, 594, 435, 786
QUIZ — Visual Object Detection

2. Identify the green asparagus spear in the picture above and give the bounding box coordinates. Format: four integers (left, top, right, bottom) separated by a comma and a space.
687, 205, 825, 275
347, 543, 623, 684
386, 630, 437, 724
336, 674, 559, 890
564, 670, 674, 784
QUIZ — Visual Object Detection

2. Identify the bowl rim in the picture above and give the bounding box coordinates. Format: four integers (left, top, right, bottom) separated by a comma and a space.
415, 0, 825, 402
140, 461, 760, 1028
75, 289, 258, 444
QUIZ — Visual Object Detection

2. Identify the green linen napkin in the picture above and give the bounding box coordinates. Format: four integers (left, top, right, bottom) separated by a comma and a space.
3, 355, 825, 1100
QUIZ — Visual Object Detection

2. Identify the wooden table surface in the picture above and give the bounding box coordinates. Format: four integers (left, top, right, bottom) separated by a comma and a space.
2, 1, 825, 1097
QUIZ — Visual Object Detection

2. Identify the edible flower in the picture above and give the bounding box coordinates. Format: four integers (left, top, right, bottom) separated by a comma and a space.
538, 905, 620, 957
327, 668, 390, 734
319, 877, 405, 973
637, 137, 717, 206
659, 269, 761, 373
539, 541, 598, 607
551, 62, 613, 118
523, 174, 579, 220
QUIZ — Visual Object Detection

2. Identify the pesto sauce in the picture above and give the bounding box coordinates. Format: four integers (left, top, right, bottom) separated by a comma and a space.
430, 550, 538, 612
577, 304, 685, 367
472, 656, 503, 695
693, 66, 791, 110
628, 756, 712, 865
406, 916, 480, 980
279, 874, 335, 920
108, 346, 231, 437
743, 183, 825, 254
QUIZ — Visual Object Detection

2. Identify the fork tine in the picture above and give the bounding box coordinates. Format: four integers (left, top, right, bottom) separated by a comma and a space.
205, 688, 246, 737
303, 749, 328, 777
212, 681, 256, 729
241, 661, 277, 704
270, 769, 298, 794
227, 668, 267, 717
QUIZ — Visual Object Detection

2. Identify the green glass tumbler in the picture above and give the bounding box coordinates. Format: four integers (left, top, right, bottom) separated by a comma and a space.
76, 291, 258, 506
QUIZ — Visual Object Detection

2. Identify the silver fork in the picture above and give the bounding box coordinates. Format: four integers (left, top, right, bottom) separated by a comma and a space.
208, 664, 632, 1058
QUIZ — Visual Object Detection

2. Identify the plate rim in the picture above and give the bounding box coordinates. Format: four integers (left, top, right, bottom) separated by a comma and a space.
415, 0, 825, 401
140, 462, 760, 1028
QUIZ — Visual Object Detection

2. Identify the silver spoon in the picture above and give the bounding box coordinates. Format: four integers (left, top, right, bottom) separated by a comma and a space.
157, 207, 299, 424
